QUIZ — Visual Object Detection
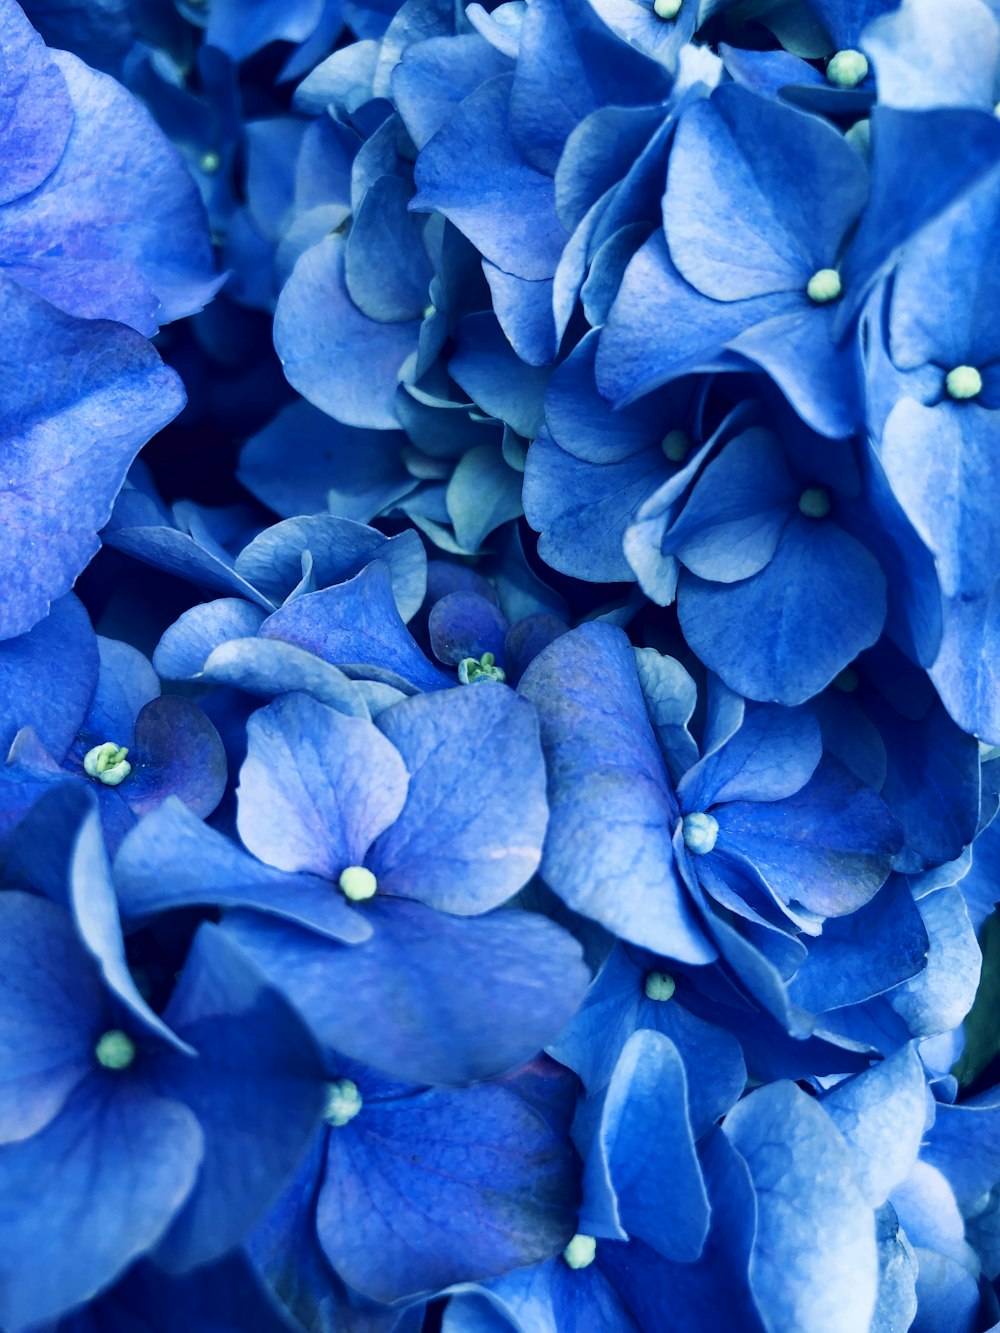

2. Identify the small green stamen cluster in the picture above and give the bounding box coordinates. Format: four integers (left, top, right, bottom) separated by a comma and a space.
323, 1078, 363, 1127
457, 652, 506, 685
563, 1234, 597, 1269
83, 742, 132, 787
95, 1029, 136, 1070
199, 151, 221, 175
806, 269, 842, 304
339, 865, 378, 902
652, 0, 682, 18
799, 487, 831, 519
680, 812, 719, 856
661, 429, 691, 463
826, 49, 869, 88
945, 365, 983, 400
644, 971, 676, 1002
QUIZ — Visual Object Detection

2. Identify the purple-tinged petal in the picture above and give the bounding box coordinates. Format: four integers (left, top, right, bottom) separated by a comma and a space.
122, 695, 227, 821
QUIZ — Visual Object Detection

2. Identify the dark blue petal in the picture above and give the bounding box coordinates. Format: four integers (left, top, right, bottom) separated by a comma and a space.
236, 692, 409, 878
518, 624, 716, 963
124, 695, 227, 821
239, 400, 414, 523
345, 174, 434, 323
0, 1076, 202, 1329
0, 891, 103, 1143
429, 592, 508, 666
151, 924, 325, 1273
449, 312, 550, 438
0, 0, 73, 203
316, 1081, 578, 1302
223, 900, 589, 1087
713, 758, 899, 919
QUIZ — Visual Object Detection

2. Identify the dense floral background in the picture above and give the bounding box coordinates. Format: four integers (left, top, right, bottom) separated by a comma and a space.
3, 0, 1000, 1327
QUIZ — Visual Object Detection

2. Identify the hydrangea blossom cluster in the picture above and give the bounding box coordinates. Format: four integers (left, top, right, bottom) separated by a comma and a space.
4, 0, 1000, 1328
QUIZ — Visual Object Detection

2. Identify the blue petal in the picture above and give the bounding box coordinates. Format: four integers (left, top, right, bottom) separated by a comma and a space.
223, 900, 589, 1087
151, 925, 325, 1273
449, 312, 550, 438
346, 174, 434, 323
394, 34, 512, 150
0, 0, 73, 203
519, 624, 715, 962
713, 757, 899, 919
888, 886, 981, 1036
0, 53, 217, 332
787, 873, 929, 1012
69, 808, 191, 1053
0, 594, 98, 759
665, 85, 867, 301
153, 599, 268, 680
114, 796, 372, 943
239, 400, 414, 523
429, 592, 508, 666
678, 704, 821, 811
821, 1044, 928, 1206
316, 1080, 578, 1302
201, 639, 372, 719
260, 561, 453, 692
369, 683, 548, 913
411, 73, 568, 281
275, 234, 419, 429
484, 264, 557, 367
582, 1031, 710, 1260
724, 1081, 878, 1333
446, 443, 525, 552
678, 517, 887, 704
236, 691, 409, 879
881, 398, 1000, 598
235, 517, 426, 622
0, 279, 185, 639
0, 1075, 202, 1329
862, 0, 1000, 111
0, 891, 103, 1143
124, 695, 227, 821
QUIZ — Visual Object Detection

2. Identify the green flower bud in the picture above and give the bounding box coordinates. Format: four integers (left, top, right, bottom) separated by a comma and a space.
806, 269, 842, 304
95, 1029, 136, 1071
199, 151, 221, 175
644, 971, 676, 1002
799, 487, 832, 519
826, 49, 869, 88
945, 365, 983, 400
83, 742, 132, 787
323, 1078, 363, 1127
653, 0, 682, 18
661, 429, 691, 463
563, 1234, 597, 1269
339, 866, 377, 902
681, 812, 719, 856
